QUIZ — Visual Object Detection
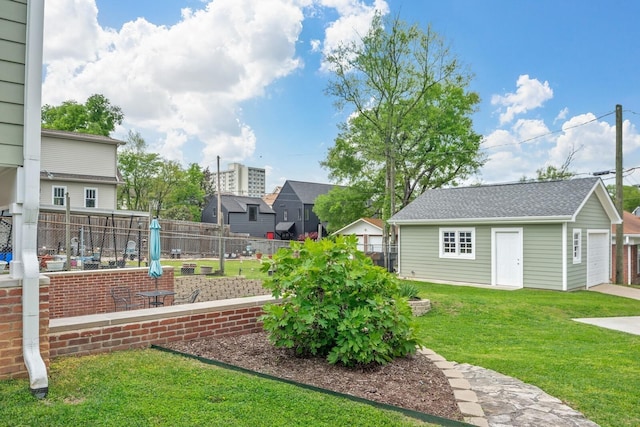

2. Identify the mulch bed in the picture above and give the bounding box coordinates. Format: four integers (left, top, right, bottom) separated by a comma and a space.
164, 331, 464, 423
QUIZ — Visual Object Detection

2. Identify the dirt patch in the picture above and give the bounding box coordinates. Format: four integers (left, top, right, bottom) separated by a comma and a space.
164, 331, 464, 423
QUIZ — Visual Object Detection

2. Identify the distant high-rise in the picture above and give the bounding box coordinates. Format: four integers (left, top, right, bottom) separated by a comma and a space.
212, 163, 266, 197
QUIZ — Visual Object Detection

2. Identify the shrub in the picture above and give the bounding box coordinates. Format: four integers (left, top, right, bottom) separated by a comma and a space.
398, 282, 420, 300
260, 235, 422, 367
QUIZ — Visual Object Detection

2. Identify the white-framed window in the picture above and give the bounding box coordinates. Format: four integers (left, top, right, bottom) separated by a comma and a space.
572, 229, 582, 264
84, 187, 97, 208
439, 228, 475, 259
52, 186, 66, 206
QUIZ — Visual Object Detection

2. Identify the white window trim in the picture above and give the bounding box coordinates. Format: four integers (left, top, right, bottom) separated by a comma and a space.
52, 186, 67, 206
84, 187, 98, 208
439, 227, 476, 260
572, 229, 582, 264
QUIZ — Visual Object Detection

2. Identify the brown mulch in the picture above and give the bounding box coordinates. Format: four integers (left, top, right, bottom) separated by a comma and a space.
164, 332, 464, 423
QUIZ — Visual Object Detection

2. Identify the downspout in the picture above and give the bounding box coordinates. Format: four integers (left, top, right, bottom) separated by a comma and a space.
626, 236, 631, 285
20, 0, 48, 398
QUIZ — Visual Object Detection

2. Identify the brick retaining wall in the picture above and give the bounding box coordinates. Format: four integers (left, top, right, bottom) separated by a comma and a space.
45, 267, 174, 319
0, 277, 50, 379
48, 296, 272, 359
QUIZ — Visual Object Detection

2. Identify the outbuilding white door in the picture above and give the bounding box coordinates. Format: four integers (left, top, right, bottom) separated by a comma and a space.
493, 228, 523, 288
587, 231, 610, 288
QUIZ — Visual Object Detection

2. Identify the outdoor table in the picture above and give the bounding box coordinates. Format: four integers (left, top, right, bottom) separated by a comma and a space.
136, 290, 175, 307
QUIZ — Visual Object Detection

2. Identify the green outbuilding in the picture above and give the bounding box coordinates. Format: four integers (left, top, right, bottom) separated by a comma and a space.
389, 177, 621, 291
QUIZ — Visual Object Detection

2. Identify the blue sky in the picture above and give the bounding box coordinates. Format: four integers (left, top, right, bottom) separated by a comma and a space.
42, 0, 640, 193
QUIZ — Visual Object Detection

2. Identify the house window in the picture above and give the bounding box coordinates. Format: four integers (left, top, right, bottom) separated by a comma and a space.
52, 186, 66, 206
85, 188, 97, 208
305, 208, 310, 221
248, 205, 258, 221
283, 210, 288, 221
572, 229, 582, 264
297, 208, 302, 221
439, 228, 475, 259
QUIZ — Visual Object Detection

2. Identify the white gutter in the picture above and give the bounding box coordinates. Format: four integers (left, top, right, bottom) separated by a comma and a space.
19, 0, 48, 398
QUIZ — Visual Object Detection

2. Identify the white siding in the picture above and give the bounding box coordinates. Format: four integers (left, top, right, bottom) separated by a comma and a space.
41, 136, 118, 176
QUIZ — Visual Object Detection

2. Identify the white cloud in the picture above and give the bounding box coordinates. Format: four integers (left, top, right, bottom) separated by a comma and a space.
479, 111, 640, 184
318, 0, 389, 71
554, 107, 569, 124
43, 0, 306, 169
42, 0, 388, 172
491, 75, 553, 125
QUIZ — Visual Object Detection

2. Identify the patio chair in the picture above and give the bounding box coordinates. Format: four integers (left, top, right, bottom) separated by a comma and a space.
110, 286, 143, 311
174, 288, 200, 305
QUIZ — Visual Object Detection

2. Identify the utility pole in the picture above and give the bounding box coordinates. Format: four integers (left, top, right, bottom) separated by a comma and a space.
615, 104, 624, 284
217, 156, 225, 274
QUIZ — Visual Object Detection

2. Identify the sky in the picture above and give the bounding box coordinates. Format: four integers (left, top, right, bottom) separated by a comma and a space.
42, 0, 640, 193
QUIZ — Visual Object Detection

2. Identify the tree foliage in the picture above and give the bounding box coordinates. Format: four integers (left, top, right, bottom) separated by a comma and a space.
42, 94, 124, 136
117, 131, 208, 219
607, 185, 640, 213
260, 236, 421, 367
322, 14, 483, 232
313, 186, 376, 233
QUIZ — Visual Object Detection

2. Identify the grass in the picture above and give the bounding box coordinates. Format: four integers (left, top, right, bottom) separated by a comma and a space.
0, 349, 431, 427
411, 282, 640, 427
130, 258, 270, 279
3, 281, 639, 426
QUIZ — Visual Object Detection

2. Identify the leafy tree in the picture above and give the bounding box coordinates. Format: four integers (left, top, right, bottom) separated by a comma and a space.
42, 94, 123, 136
324, 14, 483, 255
260, 236, 421, 367
607, 185, 640, 213
164, 163, 206, 222
313, 185, 377, 233
117, 131, 161, 211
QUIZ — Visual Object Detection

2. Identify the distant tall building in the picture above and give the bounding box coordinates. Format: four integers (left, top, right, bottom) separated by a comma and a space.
212, 163, 266, 197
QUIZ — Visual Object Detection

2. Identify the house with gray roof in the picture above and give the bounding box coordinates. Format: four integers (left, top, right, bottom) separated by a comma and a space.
271, 180, 336, 240
388, 177, 621, 290
202, 194, 275, 239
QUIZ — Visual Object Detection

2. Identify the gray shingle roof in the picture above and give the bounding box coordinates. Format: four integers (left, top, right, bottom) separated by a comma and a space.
219, 195, 275, 214
287, 180, 337, 204
390, 177, 606, 223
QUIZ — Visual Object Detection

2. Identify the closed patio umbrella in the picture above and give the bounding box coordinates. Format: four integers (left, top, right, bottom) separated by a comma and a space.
148, 218, 162, 290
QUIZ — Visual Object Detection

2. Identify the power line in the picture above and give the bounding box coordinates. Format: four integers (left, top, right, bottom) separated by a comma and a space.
481, 110, 616, 151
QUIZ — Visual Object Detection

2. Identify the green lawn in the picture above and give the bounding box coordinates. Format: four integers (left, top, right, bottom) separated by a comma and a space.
411, 282, 640, 427
2, 282, 639, 426
0, 350, 430, 427
133, 258, 270, 279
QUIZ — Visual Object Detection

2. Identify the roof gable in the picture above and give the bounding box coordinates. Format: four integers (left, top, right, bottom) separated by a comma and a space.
390, 177, 620, 224
282, 180, 337, 204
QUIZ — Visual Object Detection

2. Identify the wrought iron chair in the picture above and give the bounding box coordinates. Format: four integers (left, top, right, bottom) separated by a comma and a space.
110, 286, 143, 311
174, 289, 200, 305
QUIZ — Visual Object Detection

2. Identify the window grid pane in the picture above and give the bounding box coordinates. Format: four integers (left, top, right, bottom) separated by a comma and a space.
443, 231, 456, 253
459, 232, 472, 254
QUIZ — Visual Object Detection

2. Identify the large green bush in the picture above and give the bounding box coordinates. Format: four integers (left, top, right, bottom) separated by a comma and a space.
260, 235, 422, 367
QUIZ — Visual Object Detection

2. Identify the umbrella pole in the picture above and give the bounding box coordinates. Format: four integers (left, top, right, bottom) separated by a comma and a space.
155, 277, 158, 291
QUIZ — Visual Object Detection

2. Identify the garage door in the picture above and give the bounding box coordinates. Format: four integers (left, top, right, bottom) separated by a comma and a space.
587, 232, 609, 288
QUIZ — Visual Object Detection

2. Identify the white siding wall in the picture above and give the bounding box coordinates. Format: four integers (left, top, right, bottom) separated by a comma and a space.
40, 181, 117, 210
41, 136, 118, 176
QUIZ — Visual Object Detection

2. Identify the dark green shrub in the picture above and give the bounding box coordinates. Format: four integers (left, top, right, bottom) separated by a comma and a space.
260, 235, 422, 367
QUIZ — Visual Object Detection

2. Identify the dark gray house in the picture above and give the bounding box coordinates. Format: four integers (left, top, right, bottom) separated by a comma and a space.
272, 180, 336, 240
202, 195, 276, 239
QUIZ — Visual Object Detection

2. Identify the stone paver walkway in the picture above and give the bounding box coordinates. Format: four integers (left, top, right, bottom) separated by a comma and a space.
419, 349, 599, 427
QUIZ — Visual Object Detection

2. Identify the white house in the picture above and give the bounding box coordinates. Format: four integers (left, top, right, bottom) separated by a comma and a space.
40, 129, 124, 211
333, 218, 384, 253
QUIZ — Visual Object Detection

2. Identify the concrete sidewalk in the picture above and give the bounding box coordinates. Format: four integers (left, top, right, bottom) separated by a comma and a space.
573, 284, 640, 336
